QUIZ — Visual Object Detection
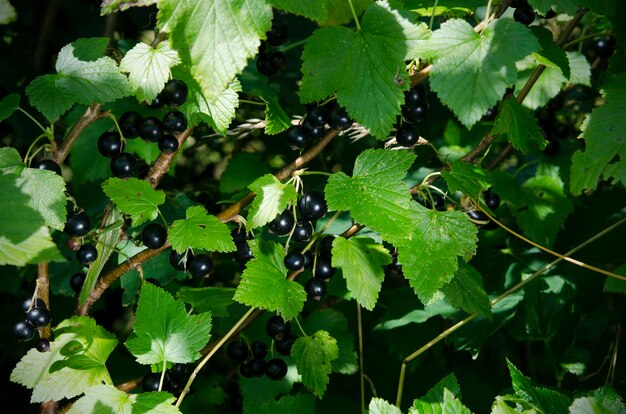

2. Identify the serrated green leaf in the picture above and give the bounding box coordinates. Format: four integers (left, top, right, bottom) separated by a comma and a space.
101, 0, 157, 15
257, 394, 316, 414
442, 262, 492, 318
158, 0, 272, 105
219, 152, 271, 194
589, 386, 626, 412
240, 375, 294, 411
331, 236, 391, 310
246, 174, 298, 230
177, 286, 236, 317
415, 18, 538, 128
528, 0, 584, 14
126, 282, 212, 365
441, 160, 491, 199
102, 177, 166, 227
0, 93, 19, 121
568, 396, 613, 414
492, 98, 547, 153
292, 330, 339, 398
318, 0, 373, 26
300, 0, 428, 138
20, 168, 67, 230
26, 74, 75, 121
270, 0, 333, 22
233, 240, 306, 320
442, 389, 472, 414
370, 398, 402, 414
410, 373, 462, 414
397, 203, 478, 302
68, 384, 181, 414
265, 96, 292, 135
169, 205, 236, 253
571, 72, 626, 195
11, 316, 117, 403
530, 26, 570, 79
325, 148, 415, 239
119, 40, 181, 102
0, 147, 23, 174
507, 359, 571, 413
0, 0, 17, 24
604, 264, 626, 295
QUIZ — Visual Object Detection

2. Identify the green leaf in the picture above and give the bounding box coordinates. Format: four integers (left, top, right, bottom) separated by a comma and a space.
177, 286, 237, 317
300, 0, 428, 138
257, 394, 316, 414
0, 93, 19, 121
292, 330, 339, 398
369, 398, 402, 414
0, 147, 23, 174
530, 26, 570, 79
119, 40, 181, 103
126, 282, 212, 365
396, 203, 478, 302
442, 262, 492, 318
318, 0, 373, 26
441, 160, 491, 199
219, 152, 271, 194
233, 240, 307, 320
102, 177, 166, 227
604, 264, 626, 295
26, 74, 75, 122
270, 0, 334, 23
169, 205, 236, 253
11, 316, 117, 403
101, 0, 157, 15
568, 396, 614, 414
527, 0, 585, 14
410, 373, 462, 414
507, 359, 571, 413
68, 385, 181, 414
246, 174, 298, 230
0, 0, 17, 24
158, 0, 272, 104
492, 98, 547, 153
325, 148, 416, 239
331, 236, 391, 310
571, 72, 626, 195
415, 18, 538, 128
264, 96, 292, 135
441, 389, 472, 414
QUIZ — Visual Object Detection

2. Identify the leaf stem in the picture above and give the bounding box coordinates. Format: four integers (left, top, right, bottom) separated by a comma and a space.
428, 0, 439, 31
17, 107, 48, 134
24, 133, 50, 165
239, 99, 266, 106
562, 31, 611, 49
357, 302, 365, 413
278, 36, 310, 52
348, 0, 362, 31
293, 315, 308, 337
158, 359, 167, 392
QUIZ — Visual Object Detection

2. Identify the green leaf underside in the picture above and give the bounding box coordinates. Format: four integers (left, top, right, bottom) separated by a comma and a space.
492, 98, 547, 153
233, 240, 306, 320
125, 283, 212, 365
415, 18, 539, 128
300, 0, 428, 138
571, 72, 626, 194
441, 160, 491, 199
177, 286, 237, 317
325, 148, 416, 240
264, 96, 292, 135
102, 177, 166, 227
442, 262, 492, 318
257, 394, 316, 414
397, 203, 478, 302
158, 0, 272, 105
219, 152, 271, 194
169, 205, 236, 253
119, 40, 181, 102
68, 385, 181, 414
246, 174, 298, 230
370, 398, 402, 414
331, 237, 392, 310
0, 93, 19, 121
10, 316, 117, 403
292, 330, 339, 398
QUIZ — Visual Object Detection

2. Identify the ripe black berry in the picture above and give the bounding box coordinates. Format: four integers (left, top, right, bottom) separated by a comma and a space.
235, 242, 254, 266
160, 79, 188, 106
188, 254, 212, 278
256, 53, 280, 77
302, 118, 325, 141
483, 106, 498, 121
139, 116, 163, 142
70, 272, 86, 293
284, 251, 305, 271
315, 258, 335, 279
302, 251, 313, 268
292, 220, 313, 242
514, 5, 535, 25
269, 51, 287, 71
541, 8, 557, 18
328, 105, 353, 130
285, 125, 309, 150
146, 95, 164, 109
158, 134, 179, 153
483, 189, 501, 210
22, 298, 45, 312
269, 210, 295, 236
266, 18, 289, 46
402, 101, 429, 123
250, 340, 268, 359
226, 339, 248, 361
318, 236, 334, 258
239, 361, 254, 378
265, 358, 288, 380
305, 278, 326, 300
231, 227, 248, 244
593, 37, 616, 58
33, 159, 62, 176
298, 191, 328, 221
170, 250, 192, 271
247, 358, 267, 377
14, 321, 35, 341
64, 211, 91, 237
142, 372, 161, 392
35, 338, 51, 352
162, 111, 188, 134
467, 210, 490, 226
266, 315, 291, 340
141, 223, 167, 249
97, 131, 124, 158
404, 83, 428, 107
275, 333, 296, 356
26, 307, 51, 327
76, 244, 98, 265
119, 111, 142, 138
307, 106, 328, 127
110, 152, 137, 178
395, 124, 419, 147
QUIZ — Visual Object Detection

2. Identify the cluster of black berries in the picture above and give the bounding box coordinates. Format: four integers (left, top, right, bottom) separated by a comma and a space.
231, 227, 254, 268
64, 208, 99, 267
257, 18, 289, 77
511, 0, 556, 25
14, 298, 51, 346
100, 79, 189, 179
169, 248, 213, 278
395, 83, 429, 147
285, 102, 353, 150
142, 363, 189, 394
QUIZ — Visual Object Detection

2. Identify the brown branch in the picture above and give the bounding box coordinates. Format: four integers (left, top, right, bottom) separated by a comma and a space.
53, 104, 107, 164
145, 129, 192, 188
36, 263, 52, 340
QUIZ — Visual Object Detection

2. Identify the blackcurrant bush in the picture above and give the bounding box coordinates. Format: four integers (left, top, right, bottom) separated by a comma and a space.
26, 306, 51, 327
285, 125, 309, 150
292, 220, 313, 242
70, 272, 86, 293
483, 189, 501, 210
256, 53, 279, 77
158, 134, 179, 153
139, 116, 163, 142
33, 159, 62, 176
64, 211, 91, 237
266, 315, 290, 340
265, 358, 288, 380
250, 340, 268, 359
328, 105, 353, 130
76, 244, 98, 265
162, 111, 188, 134
307, 105, 328, 127
269, 210, 295, 236
188, 254, 212, 278
395, 124, 419, 147
284, 251, 305, 271
404, 83, 428, 107
142, 372, 161, 392
141, 223, 167, 249
14, 320, 35, 341
305, 278, 326, 300
160, 79, 188, 106
97, 131, 124, 158
119, 111, 142, 138
110, 152, 137, 178
235, 242, 254, 266
22, 298, 45, 312
275, 333, 296, 356
226, 339, 248, 361
298, 191, 328, 221
170, 250, 192, 271
35, 338, 51, 352
402, 101, 429, 123
266, 18, 289, 46
514, 5, 535, 25
315, 258, 335, 279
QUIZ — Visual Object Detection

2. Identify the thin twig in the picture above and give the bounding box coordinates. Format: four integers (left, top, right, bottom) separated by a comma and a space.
53, 103, 107, 164
36, 263, 52, 340
145, 129, 192, 188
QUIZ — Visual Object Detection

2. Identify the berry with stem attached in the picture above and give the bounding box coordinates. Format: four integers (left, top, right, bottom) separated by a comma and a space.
292, 220, 313, 242
402, 101, 429, 123
328, 105, 353, 130
76, 244, 98, 265
302, 118, 325, 141
142, 373, 162, 392
70, 272, 85, 293
307, 105, 328, 127
226, 339, 248, 361
188, 254, 212, 278
285, 125, 309, 150
22, 298, 45, 312
64, 211, 91, 237
275, 333, 296, 356
14, 321, 35, 341
298, 191, 328, 221
141, 223, 167, 249
284, 251, 305, 271
235, 242, 254, 266
265, 358, 288, 380
404, 83, 428, 107
26, 306, 51, 327
266, 315, 290, 340
305, 278, 326, 300
315, 257, 335, 279
33, 159, 62, 176
35, 338, 51, 352
269, 210, 295, 236
266, 18, 289, 46
119, 111, 142, 138
98, 131, 124, 158
170, 250, 192, 271
483, 189, 501, 210
250, 340, 268, 359
110, 152, 137, 178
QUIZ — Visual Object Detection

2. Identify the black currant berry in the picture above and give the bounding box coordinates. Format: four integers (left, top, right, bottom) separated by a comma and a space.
285, 125, 309, 150
404, 83, 428, 107
231, 227, 248, 245
14, 321, 35, 341
292, 220, 313, 242
467, 210, 490, 226
483, 189, 501, 210
119, 111, 142, 138
302, 251, 313, 268
26, 307, 51, 328
160, 79, 188, 106
22, 298, 45, 312
483, 106, 498, 121
248, 358, 266, 377
226, 339, 248, 361
66, 237, 82, 251
70, 272, 86, 293
162, 111, 188, 134
146, 95, 164, 109
266, 18, 289, 46
265, 358, 288, 380
256, 53, 279, 77
395, 124, 419, 147
594, 37, 616, 59
269, 51, 287, 71
302, 118, 325, 141
33, 159, 62, 176
307, 106, 328, 127
139, 116, 163, 142
170, 250, 192, 271
141, 223, 168, 249
35, 338, 51, 352
76, 244, 98, 265
98, 131, 124, 158
142, 372, 161, 392
110, 152, 137, 178
275, 333, 296, 356
402, 101, 429, 123
266, 315, 291, 340
239, 361, 254, 378
315, 258, 335, 279
298, 191, 328, 221
305, 278, 326, 300
541, 8, 557, 18
318, 236, 334, 258
250, 340, 268, 359
514, 5, 535, 25
269, 210, 295, 236
64, 211, 91, 237
328, 106, 353, 130
188, 254, 212, 278
235, 242, 254, 266
158, 134, 179, 153
284, 251, 305, 271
